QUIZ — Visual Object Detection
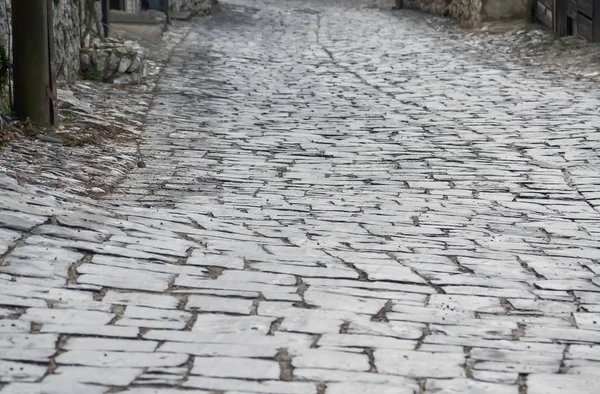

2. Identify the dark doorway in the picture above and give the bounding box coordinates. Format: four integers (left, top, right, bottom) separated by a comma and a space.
566, 16, 574, 35
110, 0, 125, 10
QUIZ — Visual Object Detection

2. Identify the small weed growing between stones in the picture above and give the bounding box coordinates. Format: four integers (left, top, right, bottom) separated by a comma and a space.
86, 64, 103, 82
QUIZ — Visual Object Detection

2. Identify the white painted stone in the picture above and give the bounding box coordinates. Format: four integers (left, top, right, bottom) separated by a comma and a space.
375, 349, 465, 378
55, 350, 189, 367
116, 305, 192, 330
120, 389, 211, 394
0, 333, 57, 349
0, 360, 47, 382
44, 366, 142, 386
219, 270, 297, 286
0, 348, 55, 362
0, 212, 47, 231
160, 341, 278, 358
327, 382, 414, 394
318, 334, 415, 350
0, 228, 22, 255
192, 314, 273, 334
303, 290, 385, 314
64, 337, 158, 352
291, 349, 370, 371
184, 376, 316, 393
528, 374, 598, 394
186, 295, 253, 314
41, 324, 139, 338
21, 308, 114, 325
187, 250, 245, 269
0, 320, 30, 333
0, 383, 107, 394
294, 368, 419, 387
191, 356, 280, 379
426, 378, 519, 393
102, 291, 181, 309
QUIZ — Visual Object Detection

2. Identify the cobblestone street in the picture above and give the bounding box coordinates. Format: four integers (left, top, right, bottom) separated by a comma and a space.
2, 0, 600, 392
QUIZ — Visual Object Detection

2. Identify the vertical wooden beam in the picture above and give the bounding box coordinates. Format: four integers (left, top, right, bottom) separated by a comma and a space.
12, 0, 57, 125
102, 0, 110, 38
47, 0, 57, 124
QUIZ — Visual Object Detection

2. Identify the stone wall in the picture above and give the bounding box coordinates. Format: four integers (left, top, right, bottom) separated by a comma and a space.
54, 0, 84, 83
482, 0, 526, 20
0, 0, 85, 83
404, 0, 483, 28
405, 0, 526, 27
0, 1, 10, 53
125, 0, 141, 13
171, 0, 219, 15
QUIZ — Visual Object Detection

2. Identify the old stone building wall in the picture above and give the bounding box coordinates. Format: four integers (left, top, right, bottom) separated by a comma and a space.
482, 0, 527, 20
405, 0, 526, 27
405, 0, 484, 27
125, 0, 141, 13
171, 0, 219, 15
0, 0, 85, 83
54, 0, 84, 83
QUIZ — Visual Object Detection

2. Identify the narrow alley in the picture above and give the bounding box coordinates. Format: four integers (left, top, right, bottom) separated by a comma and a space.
1, 0, 600, 393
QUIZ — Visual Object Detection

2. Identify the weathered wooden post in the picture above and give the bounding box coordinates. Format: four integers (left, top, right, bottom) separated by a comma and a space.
102, 0, 110, 38
12, 0, 57, 125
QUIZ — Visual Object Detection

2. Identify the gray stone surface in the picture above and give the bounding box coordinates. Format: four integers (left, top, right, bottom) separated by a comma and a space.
1, 0, 600, 393
0, 0, 83, 83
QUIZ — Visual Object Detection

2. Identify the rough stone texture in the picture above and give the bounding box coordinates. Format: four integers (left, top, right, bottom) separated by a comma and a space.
0, 0, 84, 83
80, 38, 146, 84
126, 0, 141, 13
1, 1, 600, 393
53, 0, 83, 82
405, 0, 483, 27
0, 22, 191, 196
173, 0, 219, 15
483, 0, 526, 20
404, 0, 526, 27
0, 1, 8, 50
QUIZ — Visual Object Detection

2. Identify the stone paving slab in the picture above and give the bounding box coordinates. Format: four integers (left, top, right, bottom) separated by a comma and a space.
2, 0, 600, 393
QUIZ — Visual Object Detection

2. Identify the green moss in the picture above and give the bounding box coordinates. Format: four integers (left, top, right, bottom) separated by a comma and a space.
2, 102, 13, 118
61, 109, 75, 118
86, 64, 103, 82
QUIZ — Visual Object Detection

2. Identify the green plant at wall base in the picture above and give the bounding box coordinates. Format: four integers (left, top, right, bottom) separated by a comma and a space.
86, 64, 103, 82
2, 102, 13, 118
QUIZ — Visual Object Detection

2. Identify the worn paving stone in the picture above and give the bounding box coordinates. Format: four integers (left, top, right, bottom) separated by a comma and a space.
0, 383, 108, 394
1, 0, 600, 392
425, 378, 519, 394
290, 349, 370, 371
55, 350, 189, 367
20, 308, 114, 326
43, 366, 142, 386
527, 374, 598, 394
192, 314, 274, 335
63, 337, 159, 352
327, 382, 415, 394
375, 349, 466, 378
0, 360, 47, 383
186, 295, 254, 314
191, 357, 280, 379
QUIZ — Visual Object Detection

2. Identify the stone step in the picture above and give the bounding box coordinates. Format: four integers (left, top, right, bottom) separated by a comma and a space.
171, 11, 193, 20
